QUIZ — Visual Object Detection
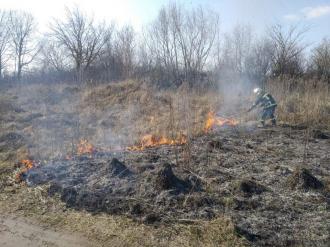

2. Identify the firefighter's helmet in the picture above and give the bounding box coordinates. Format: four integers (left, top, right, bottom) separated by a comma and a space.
253, 87, 262, 96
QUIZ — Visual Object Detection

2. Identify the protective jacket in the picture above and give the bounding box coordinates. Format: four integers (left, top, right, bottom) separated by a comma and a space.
250, 92, 277, 110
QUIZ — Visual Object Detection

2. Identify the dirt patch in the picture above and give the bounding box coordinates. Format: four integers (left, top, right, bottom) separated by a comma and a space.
0, 215, 98, 247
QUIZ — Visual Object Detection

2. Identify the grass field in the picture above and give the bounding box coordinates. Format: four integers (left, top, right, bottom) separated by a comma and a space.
0, 78, 329, 246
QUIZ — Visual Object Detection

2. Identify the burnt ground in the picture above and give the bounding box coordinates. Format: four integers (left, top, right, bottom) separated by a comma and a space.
24, 124, 330, 246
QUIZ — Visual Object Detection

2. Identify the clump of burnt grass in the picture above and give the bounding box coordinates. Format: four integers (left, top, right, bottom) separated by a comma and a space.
267, 77, 330, 128
287, 167, 324, 191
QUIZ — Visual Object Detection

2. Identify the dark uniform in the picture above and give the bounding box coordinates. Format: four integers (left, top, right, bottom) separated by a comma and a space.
248, 92, 277, 126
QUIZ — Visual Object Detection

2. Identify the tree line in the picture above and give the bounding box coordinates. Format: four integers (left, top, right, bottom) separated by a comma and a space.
0, 4, 329, 86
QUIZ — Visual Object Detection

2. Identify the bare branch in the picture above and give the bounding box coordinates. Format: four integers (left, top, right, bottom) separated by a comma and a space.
9, 10, 39, 81
50, 7, 108, 83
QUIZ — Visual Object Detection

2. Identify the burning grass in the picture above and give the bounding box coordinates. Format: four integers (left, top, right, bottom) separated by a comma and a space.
14, 159, 35, 183
79, 80, 220, 147
127, 134, 187, 151
77, 139, 96, 155
204, 111, 239, 132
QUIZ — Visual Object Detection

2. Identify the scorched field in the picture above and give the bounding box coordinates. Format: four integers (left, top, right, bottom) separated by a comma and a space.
0, 81, 329, 247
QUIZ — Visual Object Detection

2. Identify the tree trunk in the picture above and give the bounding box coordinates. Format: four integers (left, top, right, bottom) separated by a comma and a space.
76, 64, 83, 84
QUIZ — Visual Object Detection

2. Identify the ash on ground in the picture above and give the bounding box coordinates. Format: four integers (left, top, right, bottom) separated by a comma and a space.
26, 125, 330, 246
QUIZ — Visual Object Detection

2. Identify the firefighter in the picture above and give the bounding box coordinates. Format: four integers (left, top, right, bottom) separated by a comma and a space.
247, 88, 277, 127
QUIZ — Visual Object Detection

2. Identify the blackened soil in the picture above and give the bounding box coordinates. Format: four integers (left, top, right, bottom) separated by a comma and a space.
26, 125, 330, 246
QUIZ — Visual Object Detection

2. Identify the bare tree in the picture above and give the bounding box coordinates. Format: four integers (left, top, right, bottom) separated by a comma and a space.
136, 35, 153, 77
178, 6, 219, 82
0, 10, 10, 81
145, 3, 219, 86
9, 11, 38, 81
115, 25, 135, 78
309, 38, 330, 81
50, 7, 107, 83
96, 23, 117, 80
146, 4, 181, 83
39, 39, 70, 72
217, 24, 253, 76
268, 24, 308, 77
246, 37, 273, 86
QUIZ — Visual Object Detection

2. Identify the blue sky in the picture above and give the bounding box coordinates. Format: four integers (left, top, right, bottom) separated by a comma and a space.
1, 0, 329, 47
203, 0, 330, 46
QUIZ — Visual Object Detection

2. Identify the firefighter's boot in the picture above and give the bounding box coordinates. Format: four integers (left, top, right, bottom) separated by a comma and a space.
258, 120, 265, 128
271, 118, 276, 126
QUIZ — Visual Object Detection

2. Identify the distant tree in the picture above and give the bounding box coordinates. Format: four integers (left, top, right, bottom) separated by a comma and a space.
40, 39, 70, 73
9, 11, 39, 81
136, 35, 152, 77
245, 38, 273, 86
96, 23, 117, 80
268, 24, 308, 77
309, 38, 330, 81
115, 25, 135, 78
178, 6, 219, 83
0, 10, 10, 81
146, 4, 180, 83
145, 3, 219, 86
50, 7, 107, 83
218, 24, 253, 76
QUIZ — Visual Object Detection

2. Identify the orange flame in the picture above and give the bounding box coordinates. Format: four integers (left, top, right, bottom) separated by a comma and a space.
204, 111, 238, 132
21, 159, 34, 169
127, 134, 187, 151
77, 139, 96, 155
15, 159, 34, 182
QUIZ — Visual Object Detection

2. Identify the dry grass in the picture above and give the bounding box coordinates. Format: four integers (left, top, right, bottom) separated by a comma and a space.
81, 80, 222, 147
267, 78, 330, 128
